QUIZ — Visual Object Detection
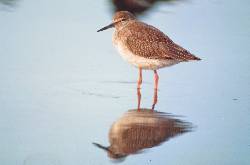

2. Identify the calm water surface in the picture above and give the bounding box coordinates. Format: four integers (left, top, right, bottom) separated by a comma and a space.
0, 0, 250, 164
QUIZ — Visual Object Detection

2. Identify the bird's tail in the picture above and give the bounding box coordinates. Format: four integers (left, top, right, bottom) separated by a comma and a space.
187, 53, 201, 61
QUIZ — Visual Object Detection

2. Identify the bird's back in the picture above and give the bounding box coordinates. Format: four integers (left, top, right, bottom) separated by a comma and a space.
114, 21, 200, 61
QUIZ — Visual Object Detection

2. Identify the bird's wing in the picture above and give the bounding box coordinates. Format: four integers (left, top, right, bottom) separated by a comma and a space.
123, 21, 200, 61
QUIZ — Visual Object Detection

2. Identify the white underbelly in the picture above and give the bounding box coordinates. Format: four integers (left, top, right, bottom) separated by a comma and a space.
114, 42, 179, 70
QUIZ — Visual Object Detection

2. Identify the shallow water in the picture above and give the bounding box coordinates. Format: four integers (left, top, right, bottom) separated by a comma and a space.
0, 0, 250, 164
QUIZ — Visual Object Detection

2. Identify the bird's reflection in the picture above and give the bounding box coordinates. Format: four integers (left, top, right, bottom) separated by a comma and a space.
111, 0, 180, 15
93, 89, 193, 161
137, 88, 157, 110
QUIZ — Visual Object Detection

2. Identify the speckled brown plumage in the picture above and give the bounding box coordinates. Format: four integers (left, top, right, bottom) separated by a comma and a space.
116, 20, 200, 61
97, 11, 200, 89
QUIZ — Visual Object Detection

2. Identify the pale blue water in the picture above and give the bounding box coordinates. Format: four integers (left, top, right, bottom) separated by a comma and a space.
0, 0, 249, 164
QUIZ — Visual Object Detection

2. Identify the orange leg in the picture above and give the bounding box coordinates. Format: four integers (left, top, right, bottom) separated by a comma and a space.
152, 70, 159, 110
137, 88, 141, 111
137, 68, 142, 89
154, 70, 159, 90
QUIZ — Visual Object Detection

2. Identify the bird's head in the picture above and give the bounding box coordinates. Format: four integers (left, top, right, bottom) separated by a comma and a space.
97, 11, 136, 32
92, 142, 127, 161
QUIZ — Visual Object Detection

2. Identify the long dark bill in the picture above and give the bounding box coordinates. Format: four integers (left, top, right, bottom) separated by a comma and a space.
92, 142, 109, 151
97, 22, 115, 32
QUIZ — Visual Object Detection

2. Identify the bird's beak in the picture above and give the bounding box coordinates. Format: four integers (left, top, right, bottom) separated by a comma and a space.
97, 22, 115, 32
92, 142, 110, 151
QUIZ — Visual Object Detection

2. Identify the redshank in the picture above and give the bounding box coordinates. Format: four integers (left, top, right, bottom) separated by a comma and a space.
97, 11, 200, 90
